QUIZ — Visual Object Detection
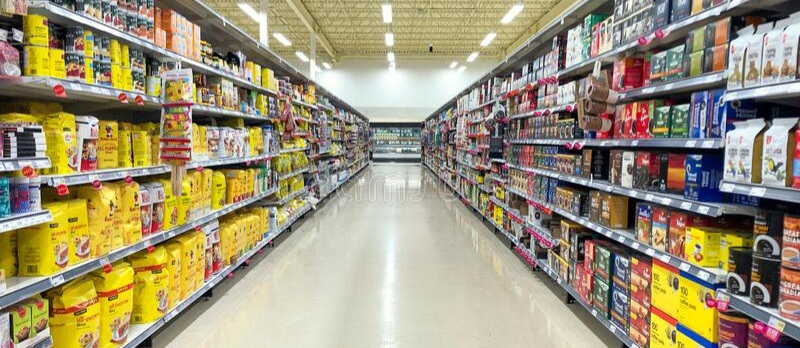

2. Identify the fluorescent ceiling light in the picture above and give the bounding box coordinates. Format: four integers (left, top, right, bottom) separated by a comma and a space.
273, 32, 292, 46
458, 66, 467, 73
500, 3, 524, 24
313, 65, 322, 72
449, 61, 458, 69
385, 32, 394, 47
387, 52, 395, 62
322, 62, 332, 70
480, 32, 497, 47
382, 3, 392, 23
296, 51, 309, 62
467, 52, 479, 62
238, 3, 262, 23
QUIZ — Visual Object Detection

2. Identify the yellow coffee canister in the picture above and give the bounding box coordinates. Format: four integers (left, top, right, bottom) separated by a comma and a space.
49, 48, 66, 79
23, 14, 49, 47
23, 46, 50, 77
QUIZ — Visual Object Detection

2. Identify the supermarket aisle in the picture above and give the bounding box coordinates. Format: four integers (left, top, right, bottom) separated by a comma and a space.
153, 164, 616, 348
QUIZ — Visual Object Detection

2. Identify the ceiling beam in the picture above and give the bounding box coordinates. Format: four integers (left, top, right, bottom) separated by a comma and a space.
504, 0, 577, 57
283, 0, 338, 61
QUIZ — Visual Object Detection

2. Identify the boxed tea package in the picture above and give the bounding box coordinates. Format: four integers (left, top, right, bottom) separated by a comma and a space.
665, 44, 687, 80
611, 282, 630, 331
638, 100, 667, 138
650, 51, 668, 84
670, 104, 690, 138
652, 105, 672, 137
594, 275, 612, 318
652, 207, 671, 251
667, 153, 687, 193
762, 118, 798, 187
637, 203, 653, 244
684, 154, 724, 202
610, 150, 624, 185
728, 26, 756, 89
703, 44, 728, 74
687, 26, 706, 54
689, 51, 705, 76
744, 22, 774, 88
690, 91, 710, 139
653, 0, 671, 29
761, 19, 793, 85
671, 0, 690, 23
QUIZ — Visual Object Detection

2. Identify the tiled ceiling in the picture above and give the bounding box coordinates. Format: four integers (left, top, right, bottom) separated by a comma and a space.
207, 0, 562, 64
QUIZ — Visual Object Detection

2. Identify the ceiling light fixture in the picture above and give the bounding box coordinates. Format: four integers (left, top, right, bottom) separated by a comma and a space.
238, 3, 262, 23
313, 65, 322, 72
449, 61, 458, 69
480, 32, 497, 47
323, 62, 332, 70
467, 52, 479, 62
385, 32, 394, 47
458, 66, 467, 73
500, 2, 524, 24
272, 32, 292, 46
296, 51, 309, 62
382, 3, 392, 23
387, 51, 395, 62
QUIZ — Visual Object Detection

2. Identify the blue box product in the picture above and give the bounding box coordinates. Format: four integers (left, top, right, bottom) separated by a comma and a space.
611, 281, 630, 331
613, 253, 632, 289
690, 91, 709, 139
685, 154, 724, 202
708, 89, 757, 138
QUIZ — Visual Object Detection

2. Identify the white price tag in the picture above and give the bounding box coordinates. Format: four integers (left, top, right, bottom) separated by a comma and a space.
557, 278, 562, 285
661, 198, 672, 206
659, 254, 672, 263
592, 309, 598, 317
720, 182, 735, 192
680, 202, 692, 210
629, 190, 639, 198
51, 275, 66, 287
610, 326, 617, 334
698, 270, 711, 281
617, 236, 625, 243
749, 187, 767, 197
11, 28, 23, 43
631, 242, 640, 250
685, 140, 697, 148
99, 257, 110, 266
631, 140, 639, 147
769, 317, 787, 333
702, 140, 715, 148
697, 206, 710, 215
679, 263, 691, 272
645, 249, 655, 259
605, 185, 614, 192
645, 194, 655, 201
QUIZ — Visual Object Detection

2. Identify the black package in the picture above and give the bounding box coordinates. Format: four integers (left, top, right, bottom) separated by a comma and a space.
653, 0, 671, 29
671, 0, 690, 23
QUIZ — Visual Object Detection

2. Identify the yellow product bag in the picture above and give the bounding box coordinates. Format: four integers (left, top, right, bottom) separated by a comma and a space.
174, 235, 198, 299
18, 201, 70, 276
91, 262, 134, 348
177, 177, 192, 226
117, 130, 133, 168
161, 195, 177, 231
98, 121, 119, 169
221, 170, 240, 204
48, 277, 101, 348
40, 112, 78, 175
131, 131, 150, 167
199, 169, 212, 214
76, 186, 116, 257
129, 248, 169, 323
218, 224, 233, 266
164, 243, 182, 309
65, 199, 90, 265
187, 171, 202, 219
0, 231, 17, 276
211, 171, 226, 210
108, 181, 141, 245
191, 231, 205, 290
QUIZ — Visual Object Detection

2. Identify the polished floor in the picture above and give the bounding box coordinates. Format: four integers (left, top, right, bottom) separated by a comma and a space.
153, 164, 617, 348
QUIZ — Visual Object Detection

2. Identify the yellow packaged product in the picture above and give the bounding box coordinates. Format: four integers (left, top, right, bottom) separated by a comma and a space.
161, 195, 177, 231
111, 63, 122, 89
219, 223, 235, 266
17, 201, 70, 276
23, 46, 49, 77
85, 57, 94, 85
76, 186, 117, 257
47, 277, 101, 348
91, 262, 134, 348
131, 131, 150, 167
678, 273, 721, 342
211, 171, 226, 210
199, 168, 212, 214
129, 248, 169, 323
118, 130, 133, 168
174, 234, 198, 299
176, 177, 191, 225
192, 231, 205, 290
39, 112, 77, 175
0, 231, 17, 276
685, 227, 723, 268
164, 243, 182, 309
652, 259, 680, 318
98, 121, 119, 169
108, 181, 141, 245
65, 199, 90, 265
49, 48, 65, 79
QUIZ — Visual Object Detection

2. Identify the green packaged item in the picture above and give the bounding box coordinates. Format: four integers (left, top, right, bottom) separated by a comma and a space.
650, 51, 667, 83
670, 104, 690, 138
687, 26, 706, 53
689, 51, 705, 76
666, 44, 687, 80
583, 14, 609, 38
652, 106, 673, 138
593, 275, 612, 319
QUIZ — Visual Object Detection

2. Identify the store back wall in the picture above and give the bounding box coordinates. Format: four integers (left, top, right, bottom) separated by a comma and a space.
315, 59, 499, 122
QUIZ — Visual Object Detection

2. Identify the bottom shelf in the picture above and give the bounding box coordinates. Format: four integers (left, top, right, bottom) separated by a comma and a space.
423, 163, 637, 348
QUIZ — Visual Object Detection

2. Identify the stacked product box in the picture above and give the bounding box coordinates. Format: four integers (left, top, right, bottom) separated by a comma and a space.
584, 14, 610, 60
651, 259, 680, 348
629, 256, 652, 347
613, 0, 654, 46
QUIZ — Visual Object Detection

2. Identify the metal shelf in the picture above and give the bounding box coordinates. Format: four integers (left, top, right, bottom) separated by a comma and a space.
278, 167, 310, 181
456, 159, 489, 171
508, 137, 724, 149
489, 196, 557, 249
468, 98, 500, 112
280, 147, 311, 154
267, 187, 308, 206
509, 103, 577, 120
0, 187, 278, 310
0, 210, 53, 235
0, 158, 51, 173
275, 204, 312, 235
724, 80, 800, 102
192, 104, 273, 121
507, 163, 754, 217
0, 77, 161, 106
618, 71, 726, 102
719, 181, 800, 204
718, 290, 800, 342
292, 99, 318, 110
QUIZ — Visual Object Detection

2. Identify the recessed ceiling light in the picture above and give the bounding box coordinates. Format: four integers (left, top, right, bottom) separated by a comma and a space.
385, 32, 394, 47
387, 52, 395, 62
296, 51, 309, 62
500, 3, 524, 24
458, 66, 467, 73
382, 3, 392, 23
449, 61, 458, 69
272, 32, 291, 46
480, 32, 497, 47
323, 62, 332, 70
238, 3, 262, 23
467, 52, 479, 62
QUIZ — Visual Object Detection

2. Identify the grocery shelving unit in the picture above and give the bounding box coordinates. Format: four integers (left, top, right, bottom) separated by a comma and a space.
421, 0, 800, 346
0, 0, 371, 346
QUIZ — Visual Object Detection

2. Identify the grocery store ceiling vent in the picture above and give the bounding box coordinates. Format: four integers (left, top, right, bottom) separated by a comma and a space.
207, 0, 562, 62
